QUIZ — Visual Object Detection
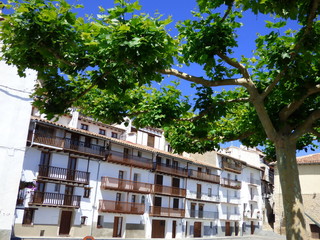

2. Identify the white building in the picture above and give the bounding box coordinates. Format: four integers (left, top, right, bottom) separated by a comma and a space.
0, 61, 36, 240
10, 109, 268, 239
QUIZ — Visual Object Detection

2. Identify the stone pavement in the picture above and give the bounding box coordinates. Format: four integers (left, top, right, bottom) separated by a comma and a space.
12, 230, 286, 240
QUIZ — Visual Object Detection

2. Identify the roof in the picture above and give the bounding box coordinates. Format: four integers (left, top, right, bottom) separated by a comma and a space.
31, 116, 220, 170
296, 153, 320, 165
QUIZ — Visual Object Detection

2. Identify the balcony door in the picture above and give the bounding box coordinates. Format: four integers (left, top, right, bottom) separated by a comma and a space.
34, 182, 45, 204
196, 184, 202, 199
113, 216, 123, 237
70, 133, 80, 150
67, 157, 77, 181
190, 203, 196, 218
198, 204, 204, 218
59, 210, 72, 235
172, 178, 180, 195
64, 185, 74, 206
39, 152, 50, 177
154, 196, 162, 215
155, 174, 163, 193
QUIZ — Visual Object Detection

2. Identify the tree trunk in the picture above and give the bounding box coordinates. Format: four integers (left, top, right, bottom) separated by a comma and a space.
276, 139, 308, 240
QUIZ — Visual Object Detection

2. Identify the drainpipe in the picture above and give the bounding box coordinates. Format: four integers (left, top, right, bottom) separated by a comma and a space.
90, 159, 101, 236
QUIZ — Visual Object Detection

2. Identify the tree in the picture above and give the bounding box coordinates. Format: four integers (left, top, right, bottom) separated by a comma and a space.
1, 0, 320, 239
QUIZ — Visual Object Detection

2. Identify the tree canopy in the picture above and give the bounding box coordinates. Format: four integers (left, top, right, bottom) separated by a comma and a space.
1, 0, 320, 238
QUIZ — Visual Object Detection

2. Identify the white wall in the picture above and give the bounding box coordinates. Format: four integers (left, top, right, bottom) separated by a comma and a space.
0, 61, 36, 240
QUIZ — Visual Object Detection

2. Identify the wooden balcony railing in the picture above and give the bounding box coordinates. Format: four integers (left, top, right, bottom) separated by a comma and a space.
153, 184, 186, 197
99, 200, 145, 215
101, 177, 152, 193
222, 160, 242, 173
149, 206, 185, 218
29, 131, 107, 158
189, 210, 219, 219
107, 151, 153, 169
64, 138, 107, 157
38, 165, 90, 185
29, 192, 81, 208
221, 178, 242, 189
188, 170, 220, 184
153, 163, 188, 177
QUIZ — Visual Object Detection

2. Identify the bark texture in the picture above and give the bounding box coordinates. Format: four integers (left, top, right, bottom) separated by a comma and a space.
276, 139, 308, 240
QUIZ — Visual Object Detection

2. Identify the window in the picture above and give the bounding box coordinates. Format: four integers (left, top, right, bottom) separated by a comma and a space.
131, 195, 136, 203
147, 134, 155, 147
123, 148, 129, 156
167, 144, 173, 153
173, 198, 179, 209
37, 182, 45, 192
156, 156, 162, 164
118, 170, 124, 179
40, 152, 50, 166
137, 151, 142, 157
166, 159, 171, 166
97, 215, 103, 228
208, 188, 212, 197
80, 124, 88, 130
54, 183, 60, 192
116, 193, 121, 202
206, 168, 211, 174
172, 160, 178, 168
133, 173, 139, 182
141, 196, 145, 204
99, 129, 106, 135
22, 208, 35, 225
111, 132, 118, 138
84, 187, 91, 198
81, 216, 87, 225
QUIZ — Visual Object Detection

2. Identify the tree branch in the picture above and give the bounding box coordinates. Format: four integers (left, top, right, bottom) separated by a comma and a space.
39, 43, 77, 67
310, 128, 320, 138
280, 84, 320, 121
216, 52, 250, 79
220, 2, 234, 22
158, 68, 250, 87
291, 109, 320, 140
261, 0, 320, 99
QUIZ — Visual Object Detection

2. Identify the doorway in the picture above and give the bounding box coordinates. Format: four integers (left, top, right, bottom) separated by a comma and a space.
172, 220, 176, 238
113, 216, 123, 237
194, 222, 202, 237
225, 221, 231, 236
151, 220, 165, 238
59, 211, 72, 235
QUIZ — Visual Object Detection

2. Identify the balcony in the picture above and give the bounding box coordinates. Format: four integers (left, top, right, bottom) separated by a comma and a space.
64, 138, 107, 158
29, 192, 81, 208
38, 165, 90, 185
221, 178, 242, 189
188, 169, 220, 184
28, 131, 107, 158
153, 184, 186, 197
220, 195, 240, 204
99, 200, 145, 215
149, 206, 185, 218
243, 211, 261, 220
222, 160, 242, 174
107, 150, 152, 170
189, 210, 219, 219
153, 163, 188, 177
248, 177, 260, 186
249, 195, 260, 202
187, 190, 220, 202
101, 177, 152, 194
222, 212, 241, 221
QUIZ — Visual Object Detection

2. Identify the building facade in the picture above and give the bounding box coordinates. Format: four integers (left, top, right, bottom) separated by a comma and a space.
12, 111, 267, 239
274, 153, 320, 239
